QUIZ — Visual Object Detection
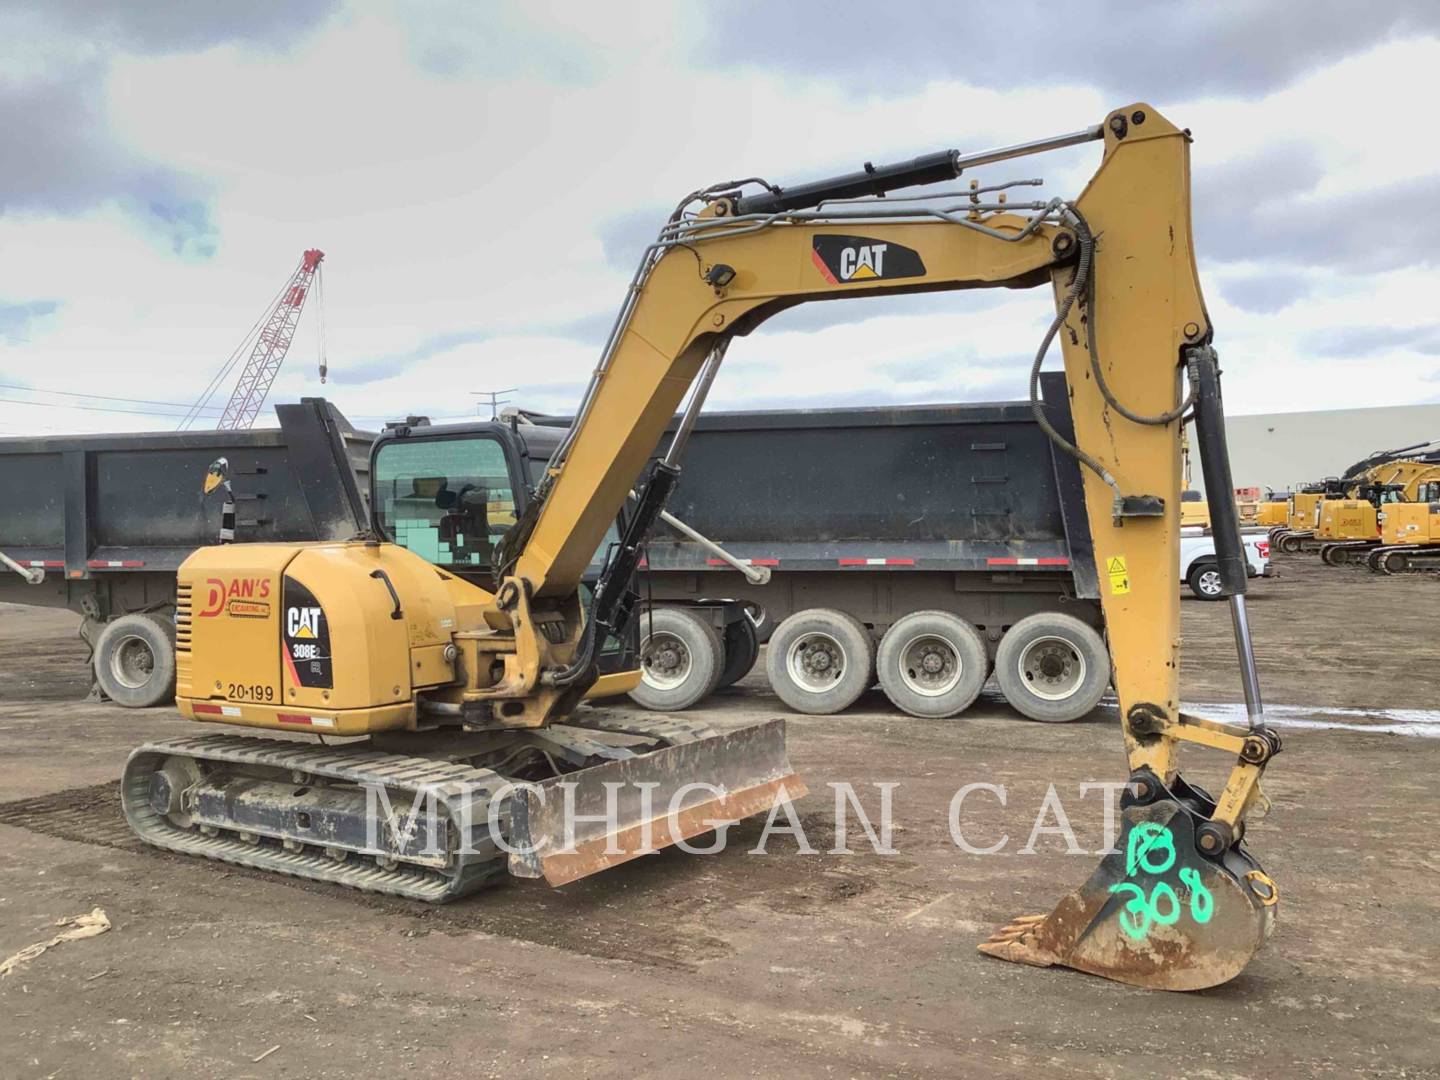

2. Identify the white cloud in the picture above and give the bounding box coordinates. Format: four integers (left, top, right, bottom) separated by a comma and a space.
1, 6, 1437, 440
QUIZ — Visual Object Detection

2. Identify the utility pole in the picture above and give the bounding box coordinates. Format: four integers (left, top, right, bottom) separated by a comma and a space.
471, 388, 517, 420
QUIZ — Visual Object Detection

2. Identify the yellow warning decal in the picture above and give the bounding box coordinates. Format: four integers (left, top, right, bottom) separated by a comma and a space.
1106, 555, 1130, 595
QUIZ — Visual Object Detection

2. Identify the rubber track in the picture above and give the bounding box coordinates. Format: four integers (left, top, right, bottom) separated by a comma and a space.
121, 716, 711, 902
122, 734, 508, 903
1367, 545, 1440, 574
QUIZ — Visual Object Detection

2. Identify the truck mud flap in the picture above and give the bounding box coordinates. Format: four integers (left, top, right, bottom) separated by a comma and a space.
506, 718, 805, 887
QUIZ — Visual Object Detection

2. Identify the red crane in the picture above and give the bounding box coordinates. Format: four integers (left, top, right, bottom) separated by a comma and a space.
181, 249, 326, 430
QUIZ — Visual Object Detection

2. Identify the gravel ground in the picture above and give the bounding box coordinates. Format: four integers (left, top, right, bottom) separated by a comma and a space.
0, 554, 1437, 1078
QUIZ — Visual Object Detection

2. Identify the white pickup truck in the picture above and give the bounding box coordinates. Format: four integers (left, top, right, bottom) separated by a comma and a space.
1181, 529, 1272, 599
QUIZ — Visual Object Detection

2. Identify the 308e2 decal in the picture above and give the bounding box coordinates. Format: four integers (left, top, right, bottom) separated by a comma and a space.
282, 578, 333, 689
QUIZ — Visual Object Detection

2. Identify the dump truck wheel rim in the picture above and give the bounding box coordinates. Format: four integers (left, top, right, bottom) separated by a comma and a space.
786, 632, 847, 693
1017, 636, 1085, 701
640, 631, 692, 691
1196, 568, 1223, 597
110, 634, 157, 690
896, 632, 963, 697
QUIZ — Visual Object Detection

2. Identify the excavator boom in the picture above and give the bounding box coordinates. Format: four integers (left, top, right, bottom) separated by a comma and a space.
493, 103, 1280, 988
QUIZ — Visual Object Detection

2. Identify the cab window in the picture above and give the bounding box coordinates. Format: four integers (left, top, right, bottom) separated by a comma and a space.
374, 436, 516, 568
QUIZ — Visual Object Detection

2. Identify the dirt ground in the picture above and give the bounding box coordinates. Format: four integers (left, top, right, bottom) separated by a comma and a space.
1, 555, 1437, 1078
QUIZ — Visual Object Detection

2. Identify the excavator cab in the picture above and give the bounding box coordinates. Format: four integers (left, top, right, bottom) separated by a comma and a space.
369, 417, 638, 683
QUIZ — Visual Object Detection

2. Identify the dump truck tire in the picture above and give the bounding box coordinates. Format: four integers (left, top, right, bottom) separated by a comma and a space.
716, 615, 760, 690
94, 612, 176, 708
766, 608, 874, 715
876, 610, 988, 719
629, 607, 724, 711
995, 612, 1109, 723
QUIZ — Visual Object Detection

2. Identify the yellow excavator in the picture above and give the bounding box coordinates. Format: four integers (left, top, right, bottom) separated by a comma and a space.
122, 104, 1280, 992
1269, 487, 1330, 551
1254, 498, 1289, 529
1366, 478, 1440, 573
1274, 442, 1440, 553
1318, 460, 1440, 565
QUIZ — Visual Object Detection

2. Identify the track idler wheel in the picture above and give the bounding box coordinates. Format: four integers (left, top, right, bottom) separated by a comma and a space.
980, 773, 1277, 991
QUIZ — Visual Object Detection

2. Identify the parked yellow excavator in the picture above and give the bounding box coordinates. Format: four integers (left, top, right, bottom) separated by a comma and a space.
1366, 478, 1440, 573
1255, 498, 1289, 529
1269, 487, 1331, 551
1275, 442, 1440, 553
122, 104, 1280, 992
1318, 460, 1440, 564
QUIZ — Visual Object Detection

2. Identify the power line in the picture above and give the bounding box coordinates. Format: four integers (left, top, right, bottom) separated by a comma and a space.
0, 383, 223, 413
0, 396, 198, 418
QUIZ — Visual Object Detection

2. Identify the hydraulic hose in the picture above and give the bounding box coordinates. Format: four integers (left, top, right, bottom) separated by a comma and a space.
1069, 207, 1196, 427
1029, 206, 1120, 501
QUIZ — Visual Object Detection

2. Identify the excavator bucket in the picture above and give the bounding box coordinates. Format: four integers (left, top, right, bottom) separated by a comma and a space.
980, 778, 1278, 991
506, 719, 805, 887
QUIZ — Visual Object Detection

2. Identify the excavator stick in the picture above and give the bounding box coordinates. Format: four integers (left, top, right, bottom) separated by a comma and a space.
507, 718, 804, 886
981, 343, 1281, 989
981, 773, 1277, 990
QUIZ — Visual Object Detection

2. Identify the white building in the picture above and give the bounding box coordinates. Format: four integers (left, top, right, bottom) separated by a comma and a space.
1190, 404, 1440, 496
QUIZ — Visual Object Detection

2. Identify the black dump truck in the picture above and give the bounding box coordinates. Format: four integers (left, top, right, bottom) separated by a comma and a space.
0, 401, 374, 706
525, 372, 1107, 722
2, 376, 1104, 722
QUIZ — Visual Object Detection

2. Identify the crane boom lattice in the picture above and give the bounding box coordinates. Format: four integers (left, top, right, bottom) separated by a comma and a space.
215, 249, 325, 430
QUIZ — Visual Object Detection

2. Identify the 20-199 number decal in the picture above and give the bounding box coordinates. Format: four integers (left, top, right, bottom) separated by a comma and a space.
227, 682, 275, 702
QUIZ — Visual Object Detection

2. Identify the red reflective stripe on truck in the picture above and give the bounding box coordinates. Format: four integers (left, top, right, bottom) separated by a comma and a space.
192, 703, 223, 715
27, 561, 64, 568
86, 560, 145, 568
704, 558, 781, 567
838, 557, 917, 566
987, 557, 1069, 567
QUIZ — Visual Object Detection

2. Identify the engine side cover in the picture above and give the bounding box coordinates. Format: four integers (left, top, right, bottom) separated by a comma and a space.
177, 542, 466, 735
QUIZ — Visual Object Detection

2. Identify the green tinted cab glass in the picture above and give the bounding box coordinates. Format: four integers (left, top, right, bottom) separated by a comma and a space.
374, 434, 620, 576
373, 436, 516, 568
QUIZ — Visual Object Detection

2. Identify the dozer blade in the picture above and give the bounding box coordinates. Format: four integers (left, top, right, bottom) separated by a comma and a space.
506, 718, 805, 887
980, 789, 1278, 991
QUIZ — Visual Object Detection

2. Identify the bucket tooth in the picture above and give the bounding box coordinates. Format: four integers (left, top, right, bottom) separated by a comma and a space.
980, 784, 1277, 991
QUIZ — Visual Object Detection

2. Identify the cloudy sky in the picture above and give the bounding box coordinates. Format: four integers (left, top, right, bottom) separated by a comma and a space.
1, 1, 1437, 436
